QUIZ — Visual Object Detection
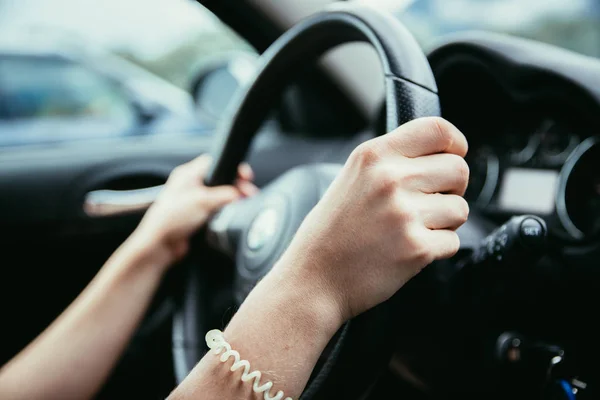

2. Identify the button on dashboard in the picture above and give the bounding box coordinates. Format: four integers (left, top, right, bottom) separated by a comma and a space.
519, 217, 546, 247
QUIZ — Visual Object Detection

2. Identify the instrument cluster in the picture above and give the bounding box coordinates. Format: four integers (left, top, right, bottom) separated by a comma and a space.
464, 111, 600, 243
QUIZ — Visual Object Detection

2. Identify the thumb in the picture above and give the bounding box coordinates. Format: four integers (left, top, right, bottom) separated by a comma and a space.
200, 186, 242, 211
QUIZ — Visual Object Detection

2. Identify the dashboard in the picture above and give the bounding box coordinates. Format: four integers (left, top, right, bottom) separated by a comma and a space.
428, 33, 600, 248
383, 31, 600, 400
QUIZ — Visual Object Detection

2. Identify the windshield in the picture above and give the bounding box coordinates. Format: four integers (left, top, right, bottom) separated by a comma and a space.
358, 0, 600, 58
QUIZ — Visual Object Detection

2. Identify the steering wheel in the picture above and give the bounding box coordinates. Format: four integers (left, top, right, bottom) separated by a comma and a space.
172, 4, 441, 398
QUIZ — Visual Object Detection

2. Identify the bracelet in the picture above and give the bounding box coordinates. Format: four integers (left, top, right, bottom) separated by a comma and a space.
206, 329, 293, 400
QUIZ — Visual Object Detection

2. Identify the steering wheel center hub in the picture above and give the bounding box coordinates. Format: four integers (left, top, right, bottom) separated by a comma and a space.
246, 207, 280, 252
242, 195, 288, 272
234, 165, 340, 303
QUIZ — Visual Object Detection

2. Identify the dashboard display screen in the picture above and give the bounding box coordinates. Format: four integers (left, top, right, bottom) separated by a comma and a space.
498, 168, 559, 214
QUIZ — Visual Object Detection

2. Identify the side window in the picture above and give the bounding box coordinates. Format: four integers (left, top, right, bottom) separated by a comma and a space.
0, 0, 257, 146
0, 56, 136, 125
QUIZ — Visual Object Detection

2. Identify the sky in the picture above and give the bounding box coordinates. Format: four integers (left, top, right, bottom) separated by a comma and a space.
0, 0, 222, 60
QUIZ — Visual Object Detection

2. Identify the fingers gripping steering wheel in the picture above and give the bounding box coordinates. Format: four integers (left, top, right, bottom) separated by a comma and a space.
172, 4, 441, 399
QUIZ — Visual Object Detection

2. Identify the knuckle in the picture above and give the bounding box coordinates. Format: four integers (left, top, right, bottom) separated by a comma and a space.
444, 155, 469, 191
410, 236, 434, 266
447, 232, 461, 257
428, 117, 454, 150
398, 168, 424, 187
350, 142, 380, 168
372, 166, 398, 196
390, 195, 416, 225
168, 165, 186, 180
454, 157, 470, 186
396, 162, 420, 187
454, 197, 470, 224
193, 192, 208, 205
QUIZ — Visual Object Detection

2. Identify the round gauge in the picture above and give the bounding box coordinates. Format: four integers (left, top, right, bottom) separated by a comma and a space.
538, 120, 579, 165
464, 147, 499, 206
503, 120, 542, 164
556, 137, 600, 240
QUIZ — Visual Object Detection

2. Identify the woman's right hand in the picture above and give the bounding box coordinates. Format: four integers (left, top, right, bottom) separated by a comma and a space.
169, 117, 470, 400
274, 117, 470, 323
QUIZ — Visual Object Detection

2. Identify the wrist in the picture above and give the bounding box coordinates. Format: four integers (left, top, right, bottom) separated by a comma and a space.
230, 259, 344, 344
271, 268, 344, 338
179, 260, 343, 400
273, 245, 349, 326
220, 268, 343, 398
119, 230, 175, 274
274, 262, 345, 337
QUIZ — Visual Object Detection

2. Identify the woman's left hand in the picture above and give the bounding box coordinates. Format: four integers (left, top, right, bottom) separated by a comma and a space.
132, 154, 258, 268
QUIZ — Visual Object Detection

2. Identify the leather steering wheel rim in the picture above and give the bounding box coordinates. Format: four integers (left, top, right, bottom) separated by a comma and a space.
173, 4, 441, 399
203, 3, 440, 186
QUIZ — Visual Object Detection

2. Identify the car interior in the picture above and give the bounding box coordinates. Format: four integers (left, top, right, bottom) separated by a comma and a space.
1, 0, 599, 399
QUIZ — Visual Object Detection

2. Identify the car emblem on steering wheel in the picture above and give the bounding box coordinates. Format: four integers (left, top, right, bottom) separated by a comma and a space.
246, 207, 279, 251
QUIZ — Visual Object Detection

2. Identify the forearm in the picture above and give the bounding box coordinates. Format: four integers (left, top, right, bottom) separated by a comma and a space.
168, 259, 343, 400
0, 232, 170, 400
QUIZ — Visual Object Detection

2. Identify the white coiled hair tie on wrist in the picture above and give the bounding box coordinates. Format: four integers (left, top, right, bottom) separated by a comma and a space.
206, 329, 293, 400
